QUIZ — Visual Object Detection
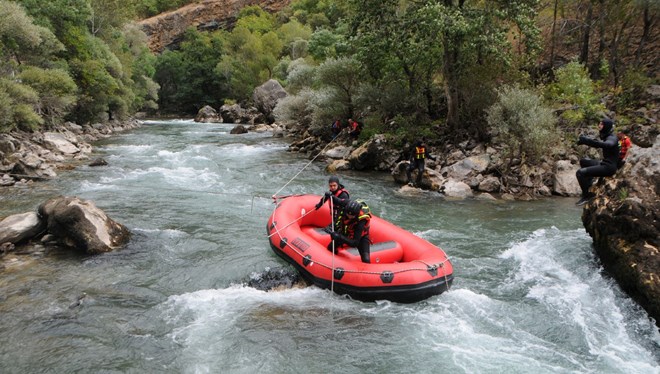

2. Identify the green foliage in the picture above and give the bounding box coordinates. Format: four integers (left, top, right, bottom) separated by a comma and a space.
236, 6, 276, 34
135, 0, 193, 18
314, 57, 362, 118
614, 68, 653, 112
19, 66, 77, 125
155, 28, 225, 113
0, 78, 42, 131
307, 28, 340, 61
486, 85, 559, 164
545, 61, 606, 125
215, 25, 283, 102
618, 187, 629, 201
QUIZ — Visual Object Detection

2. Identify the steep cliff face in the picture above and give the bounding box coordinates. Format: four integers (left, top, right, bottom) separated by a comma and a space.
138, 0, 291, 52
582, 135, 660, 325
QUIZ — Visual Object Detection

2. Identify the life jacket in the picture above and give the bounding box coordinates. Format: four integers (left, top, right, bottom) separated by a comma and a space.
333, 187, 348, 198
415, 146, 426, 159
618, 135, 631, 160
340, 200, 371, 239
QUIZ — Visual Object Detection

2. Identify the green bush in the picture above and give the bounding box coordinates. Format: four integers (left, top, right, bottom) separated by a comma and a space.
487, 85, 559, 165
545, 61, 606, 126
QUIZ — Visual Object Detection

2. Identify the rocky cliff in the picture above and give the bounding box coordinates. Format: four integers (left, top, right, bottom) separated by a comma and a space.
582, 135, 660, 325
138, 0, 291, 52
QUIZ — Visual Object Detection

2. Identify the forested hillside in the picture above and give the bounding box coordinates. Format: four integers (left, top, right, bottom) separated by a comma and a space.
1, 0, 657, 158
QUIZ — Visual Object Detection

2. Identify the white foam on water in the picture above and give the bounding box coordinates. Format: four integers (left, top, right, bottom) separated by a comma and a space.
133, 228, 188, 238
498, 227, 660, 372
98, 144, 153, 153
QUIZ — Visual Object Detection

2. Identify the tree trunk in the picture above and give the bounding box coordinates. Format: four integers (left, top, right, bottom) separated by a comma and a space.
550, 0, 559, 69
634, 3, 655, 67
580, 1, 593, 65
443, 46, 460, 130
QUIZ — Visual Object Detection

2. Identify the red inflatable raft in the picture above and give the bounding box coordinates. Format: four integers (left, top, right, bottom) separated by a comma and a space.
266, 195, 453, 303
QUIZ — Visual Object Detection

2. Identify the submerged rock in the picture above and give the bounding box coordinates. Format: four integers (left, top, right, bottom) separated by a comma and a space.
247, 267, 305, 291
581, 135, 660, 326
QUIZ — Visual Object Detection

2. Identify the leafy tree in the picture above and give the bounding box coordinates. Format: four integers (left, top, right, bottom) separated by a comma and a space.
215, 26, 282, 102
307, 28, 340, 61
236, 5, 276, 34
347, 0, 541, 137
486, 85, 558, 165
0, 78, 42, 131
154, 28, 225, 112
314, 57, 362, 120
19, 66, 77, 125
545, 60, 606, 125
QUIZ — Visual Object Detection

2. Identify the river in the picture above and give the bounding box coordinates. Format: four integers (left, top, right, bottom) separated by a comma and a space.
0, 119, 658, 373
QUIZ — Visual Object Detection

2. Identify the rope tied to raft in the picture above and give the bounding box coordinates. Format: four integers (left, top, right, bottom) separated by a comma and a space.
270, 128, 345, 201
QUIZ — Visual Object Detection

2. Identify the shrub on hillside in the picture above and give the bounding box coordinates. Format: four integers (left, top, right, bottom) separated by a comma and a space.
487, 85, 559, 165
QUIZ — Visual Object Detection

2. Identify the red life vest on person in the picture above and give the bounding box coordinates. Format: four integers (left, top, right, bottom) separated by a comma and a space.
415, 146, 426, 159
340, 209, 371, 239
619, 135, 631, 160
333, 187, 348, 198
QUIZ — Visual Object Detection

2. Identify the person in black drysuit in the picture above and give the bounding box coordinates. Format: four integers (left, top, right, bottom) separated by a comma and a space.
575, 118, 619, 206
315, 175, 350, 230
327, 200, 371, 263
406, 139, 436, 187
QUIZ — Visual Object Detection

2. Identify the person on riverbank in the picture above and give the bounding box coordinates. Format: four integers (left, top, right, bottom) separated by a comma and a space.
331, 119, 342, 139
315, 176, 350, 229
617, 130, 632, 168
575, 118, 619, 206
327, 200, 371, 263
347, 119, 360, 139
406, 139, 436, 187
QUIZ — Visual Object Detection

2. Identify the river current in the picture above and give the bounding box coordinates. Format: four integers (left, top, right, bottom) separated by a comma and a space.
0, 119, 658, 373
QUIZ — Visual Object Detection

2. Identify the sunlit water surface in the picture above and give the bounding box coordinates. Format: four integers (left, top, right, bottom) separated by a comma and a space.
0, 120, 658, 373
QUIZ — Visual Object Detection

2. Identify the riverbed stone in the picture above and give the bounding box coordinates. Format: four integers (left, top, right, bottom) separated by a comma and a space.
194, 105, 222, 123
0, 212, 46, 245
478, 176, 501, 192
253, 79, 287, 124
230, 125, 248, 134
43, 132, 80, 155
442, 179, 473, 199
553, 160, 581, 196
38, 196, 131, 254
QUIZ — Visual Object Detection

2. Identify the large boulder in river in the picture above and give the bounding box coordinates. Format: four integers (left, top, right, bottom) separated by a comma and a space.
252, 79, 287, 124
581, 135, 660, 326
0, 212, 46, 245
194, 105, 222, 123
38, 196, 130, 254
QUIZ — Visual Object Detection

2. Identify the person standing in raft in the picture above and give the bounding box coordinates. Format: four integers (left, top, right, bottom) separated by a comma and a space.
406, 139, 436, 187
315, 176, 350, 229
575, 118, 619, 206
617, 130, 632, 168
328, 200, 371, 263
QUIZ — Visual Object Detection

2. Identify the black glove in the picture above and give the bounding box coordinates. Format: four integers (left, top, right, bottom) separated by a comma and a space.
324, 191, 332, 198
330, 232, 340, 240
577, 135, 588, 145
315, 201, 323, 210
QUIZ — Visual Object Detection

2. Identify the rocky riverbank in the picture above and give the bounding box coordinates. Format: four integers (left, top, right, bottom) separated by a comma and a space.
0, 119, 141, 187
582, 135, 660, 326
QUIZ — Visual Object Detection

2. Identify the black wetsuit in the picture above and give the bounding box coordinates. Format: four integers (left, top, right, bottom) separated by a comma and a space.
576, 131, 619, 198
318, 188, 349, 230
406, 144, 435, 186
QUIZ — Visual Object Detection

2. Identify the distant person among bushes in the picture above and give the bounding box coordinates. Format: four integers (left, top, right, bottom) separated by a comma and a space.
331, 119, 342, 139
406, 139, 436, 187
348, 118, 361, 139
575, 118, 619, 206
617, 130, 632, 168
